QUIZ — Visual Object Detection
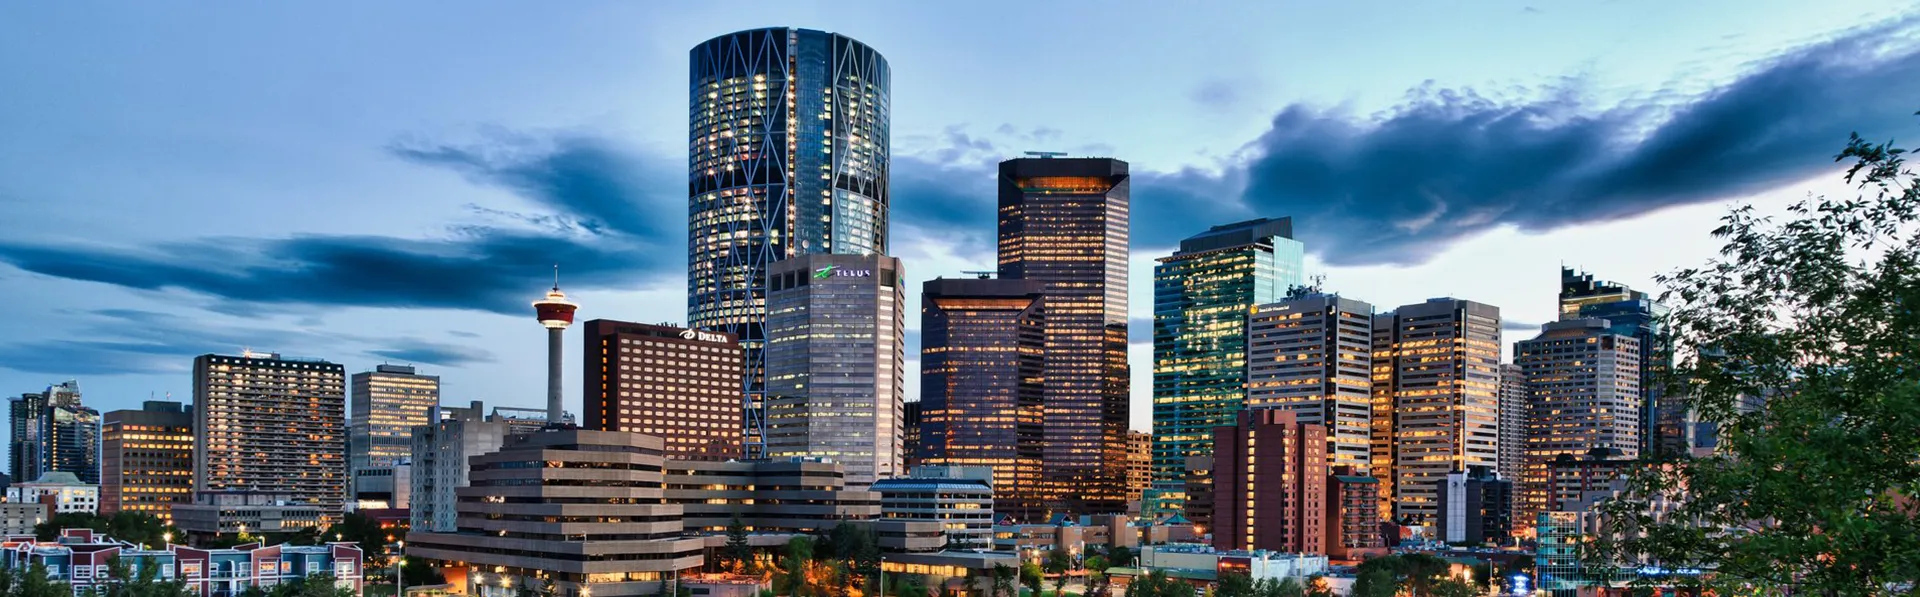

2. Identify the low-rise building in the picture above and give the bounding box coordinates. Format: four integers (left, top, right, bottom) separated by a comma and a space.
6, 473, 98, 514
1434, 466, 1513, 546
664, 457, 881, 537
172, 492, 325, 539
0, 528, 363, 597
1326, 469, 1385, 561
881, 551, 1021, 597
0, 502, 48, 535
1108, 545, 1329, 590
872, 466, 995, 550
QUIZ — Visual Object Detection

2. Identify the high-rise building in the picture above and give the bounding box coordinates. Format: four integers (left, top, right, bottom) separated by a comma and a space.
688, 28, 891, 459
1247, 294, 1374, 472
1498, 363, 1527, 484
101, 401, 193, 521
1373, 299, 1502, 524
349, 364, 438, 509
582, 320, 743, 460
1436, 465, 1513, 546
917, 277, 1046, 522
408, 401, 520, 533
998, 156, 1131, 514
1182, 456, 1215, 533
9, 381, 100, 485
1559, 268, 1674, 457
8, 391, 47, 484
1212, 409, 1327, 554
1150, 218, 1303, 495
902, 400, 922, 470
192, 352, 347, 524
764, 254, 906, 486
1126, 430, 1152, 506
1515, 319, 1641, 528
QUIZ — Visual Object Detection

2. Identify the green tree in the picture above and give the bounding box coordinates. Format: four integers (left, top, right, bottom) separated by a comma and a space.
723, 515, 753, 573
1595, 112, 1920, 596
1083, 555, 1109, 595
1044, 547, 1072, 597
991, 563, 1017, 597
401, 556, 443, 587
1301, 577, 1332, 597
15, 562, 71, 597
1425, 579, 1477, 597
1213, 573, 1253, 597
103, 556, 192, 597
1019, 561, 1043, 597
1347, 567, 1396, 597
1107, 547, 1134, 569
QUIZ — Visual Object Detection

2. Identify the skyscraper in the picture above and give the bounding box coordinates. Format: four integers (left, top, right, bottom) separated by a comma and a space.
688, 28, 891, 459
8, 381, 99, 485
101, 401, 193, 521
349, 364, 438, 508
1151, 218, 1302, 496
998, 156, 1131, 514
1558, 268, 1674, 456
1212, 409, 1327, 554
581, 320, 743, 460
764, 253, 906, 486
193, 352, 348, 524
1373, 299, 1502, 524
918, 277, 1047, 521
1247, 294, 1374, 472
1498, 363, 1527, 484
1515, 319, 1642, 528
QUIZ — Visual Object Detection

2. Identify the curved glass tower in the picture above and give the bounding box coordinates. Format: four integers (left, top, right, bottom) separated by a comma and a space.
688, 28, 891, 458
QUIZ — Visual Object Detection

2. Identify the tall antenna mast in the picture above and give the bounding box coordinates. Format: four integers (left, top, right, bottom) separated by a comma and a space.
553, 264, 560, 291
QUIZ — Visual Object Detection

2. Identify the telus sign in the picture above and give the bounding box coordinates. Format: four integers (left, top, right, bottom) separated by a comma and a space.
812, 265, 873, 279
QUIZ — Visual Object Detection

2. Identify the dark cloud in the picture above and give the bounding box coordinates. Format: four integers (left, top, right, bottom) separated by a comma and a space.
369, 341, 495, 367
1191, 79, 1245, 109
1503, 319, 1546, 335
0, 309, 497, 377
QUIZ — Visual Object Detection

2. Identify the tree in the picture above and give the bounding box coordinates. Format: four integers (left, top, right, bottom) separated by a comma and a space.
1595, 111, 1920, 596
1214, 573, 1254, 597
401, 556, 443, 587
991, 563, 1018, 597
1348, 568, 1396, 597
1106, 547, 1134, 569
1425, 579, 1477, 597
1083, 556, 1110, 595
723, 515, 753, 573
1044, 547, 1072, 597
15, 562, 71, 597
103, 556, 192, 597
1019, 561, 1043, 597
1302, 577, 1332, 597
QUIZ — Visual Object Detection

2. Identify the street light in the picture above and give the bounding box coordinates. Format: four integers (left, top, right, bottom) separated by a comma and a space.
396, 559, 406, 597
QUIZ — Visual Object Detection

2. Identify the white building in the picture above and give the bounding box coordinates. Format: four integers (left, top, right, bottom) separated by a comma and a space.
872, 466, 995, 549
1136, 544, 1329, 582
6, 472, 98, 514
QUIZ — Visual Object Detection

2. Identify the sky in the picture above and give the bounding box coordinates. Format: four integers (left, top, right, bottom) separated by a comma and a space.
2, 1, 1918, 441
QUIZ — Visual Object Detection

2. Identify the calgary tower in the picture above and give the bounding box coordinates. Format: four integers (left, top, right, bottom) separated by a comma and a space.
532, 266, 578, 425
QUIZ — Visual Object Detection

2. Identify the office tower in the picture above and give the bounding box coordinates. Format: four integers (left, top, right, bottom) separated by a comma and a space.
998, 156, 1131, 514
582, 320, 744, 460
409, 401, 516, 533
1498, 363, 1527, 483
9, 381, 100, 486
1150, 218, 1303, 495
1559, 268, 1674, 456
1182, 456, 1214, 532
902, 400, 922, 470
407, 429, 706, 597
100, 401, 193, 521
1326, 467, 1386, 561
1247, 294, 1375, 472
1545, 449, 1636, 513
688, 28, 891, 459
1515, 319, 1642, 528
349, 364, 438, 509
871, 465, 996, 549
1373, 298, 1502, 524
764, 254, 906, 485
1435, 465, 1513, 546
532, 279, 578, 425
664, 458, 881, 535
1126, 430, 1152, 505
918, 277, 1046, 522
8, 391, 46, 483
1213, 409, 1327, 554
192, 352, 348, 523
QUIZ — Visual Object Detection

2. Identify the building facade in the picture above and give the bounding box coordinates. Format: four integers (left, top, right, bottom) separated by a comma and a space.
407, 401, 518, 533
6, 472, 97, 514
902, 400, 922, 470
1150, 219, 1302, 495
100, 401, 193, 521
1515, 319, 1642, 529
2, 529, 364, 597
1559, 268, 1676, 457
1125, 431, 1152, 507
1212, 409, 1327, 555
663, 457, 881, 535
1435, 466, 1512, 546
1372, 299, 1502, 524
0, 502, 47, 535
917, 277, 1047, 522
997, 156, 1132, 514
1247, 294, 1374, 472
687, 28, 891, 459
9, 381, 99, 486
1497, 363, 1527, 485
193, 352, 348, 524
583, 319, 744, 460
764, 253, 906, 486
1325, 469, 1384, 561
349, 364, 437, 510
172, 492, 325, 537
1181, 456, 1214, 534
872, 465, 996, 550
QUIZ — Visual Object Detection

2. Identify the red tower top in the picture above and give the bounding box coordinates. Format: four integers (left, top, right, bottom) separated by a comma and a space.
533, 267, 578, 330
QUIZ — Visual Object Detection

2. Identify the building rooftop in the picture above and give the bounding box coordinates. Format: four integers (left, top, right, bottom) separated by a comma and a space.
20, 472, 87, 486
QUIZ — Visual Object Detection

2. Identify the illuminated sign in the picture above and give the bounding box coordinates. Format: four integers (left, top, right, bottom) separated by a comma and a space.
678, 329, 729, 343
812, 265, 873, 279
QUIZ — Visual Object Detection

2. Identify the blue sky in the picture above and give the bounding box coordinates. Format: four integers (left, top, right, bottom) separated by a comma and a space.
2, 1, 1917, 437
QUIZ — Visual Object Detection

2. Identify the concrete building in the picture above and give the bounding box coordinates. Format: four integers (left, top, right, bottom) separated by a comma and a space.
1326, 469, 1385, 561
880, 551, 1021, 597
1247, 294, 1375, 472
872, 466, 995, 550
1126, 430, 1152, 507
1372, 299, 1502, 525
7, 472, 97, 514
1544, 449, 1637, 513
2, 528, 364, 597
1435, 466, 1512, 546
193, 352, 347, 524
172, 492, 325, 538
1497, 364, 1527, 485
408, 401, 520, 533
9, 381, 100, 486
100, 401, 194, 521
582, 320, 743, 460
349, 364, 438, 509
1111, 545, 1329, 589
1515, 319, 1641, 529
1150, 218, 1302, 498
1181, 456, 1214, 534
407, 429, 705, 597
917, 277, 1047, 522
764, 253, 907, 486
998, 156, 1133, 514
0, 502, 46, 535
663, 458, 881, 536
1560, 268, 1676, 457
1213, 409, 1326, 555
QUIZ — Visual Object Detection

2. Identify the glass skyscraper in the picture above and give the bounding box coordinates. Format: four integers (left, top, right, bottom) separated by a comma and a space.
688, 28, 891, 458
8, 381, 99, 485
1149, 218, 1302, 499
917, 277, 1047, 522
763, 253, 906, 486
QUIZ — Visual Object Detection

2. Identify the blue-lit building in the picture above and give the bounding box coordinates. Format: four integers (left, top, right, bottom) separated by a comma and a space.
1150, 218, 1304, 501
1, 528, 364, 597
1558, 268, 1681, 457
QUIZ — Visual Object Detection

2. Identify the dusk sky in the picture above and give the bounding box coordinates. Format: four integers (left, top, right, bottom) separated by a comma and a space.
2, 2, 1917, 439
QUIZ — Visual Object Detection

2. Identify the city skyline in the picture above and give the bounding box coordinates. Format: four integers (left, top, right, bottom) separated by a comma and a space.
4, 2, 1920, 445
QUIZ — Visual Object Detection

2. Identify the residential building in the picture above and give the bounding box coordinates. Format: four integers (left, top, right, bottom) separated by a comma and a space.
1, 528, 363, 597
1326, 468, 1385, 561
0, 502, 46, 535
1212, 409, 1327, 554
688, 28, 891, 459
349, 364, 438, 509
101, 401, 194, 521
1559, 268, 1676, 457
7, 472, 98, 514
997, 156, 1132, 514
764, 254, 907, 486
1497, 364, 1527, 484
1247, 294, 1374, 472
582, 319, 744, 460
1515, 319, 1642, 529
917, 277, 1047, 522
407, 429, 706, 597
1126, 430, 1152, 506
408, 401, 517, 532
172, 492, 325, 538
9, 381, 100, 485
872, 466, 996, 550
1435, 466, 1512, 546
1150, 218, 1302, 496
663, 457, 881, 535
192, 352, 348, 524
1372, 299, 1502, 524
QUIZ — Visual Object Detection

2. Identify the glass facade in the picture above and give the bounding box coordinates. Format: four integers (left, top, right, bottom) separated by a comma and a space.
1373, 299, 1502, 525
917, 278, 1047, 522
688, 28, 891, 458
8, 381, 99, 485
1149, 218, 1302, 502
763, 254, 906, 486
996, 157, 1131, 514
349, 365, 439, 471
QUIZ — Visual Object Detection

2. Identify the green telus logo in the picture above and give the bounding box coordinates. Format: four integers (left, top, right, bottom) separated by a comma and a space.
812, 265, 838, 279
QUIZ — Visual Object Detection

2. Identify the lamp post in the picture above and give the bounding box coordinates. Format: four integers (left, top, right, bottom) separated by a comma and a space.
396, 559, 406, 597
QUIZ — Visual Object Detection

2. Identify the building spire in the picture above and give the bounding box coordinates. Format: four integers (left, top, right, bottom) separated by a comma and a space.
553, 263, 561, 291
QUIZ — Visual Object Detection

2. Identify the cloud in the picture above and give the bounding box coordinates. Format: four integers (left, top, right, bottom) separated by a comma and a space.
1503, 319, 1546, 335
0, 309, 499, 376
369, 341, 495, 367
1191, 79, 1246, 109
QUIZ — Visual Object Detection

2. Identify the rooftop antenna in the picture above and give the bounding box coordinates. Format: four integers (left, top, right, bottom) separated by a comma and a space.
1024, 151, 1068, 159
552, 263, 561, 291
962, 270, 995, 279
